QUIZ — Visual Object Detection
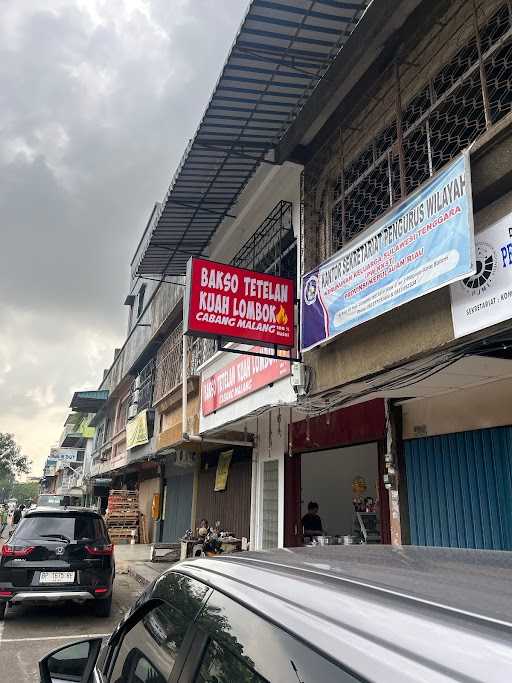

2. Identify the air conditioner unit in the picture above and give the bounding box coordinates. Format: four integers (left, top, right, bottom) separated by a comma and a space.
131, 389, 140, 404
134, 375, 141, 389
127, 404, 138, 419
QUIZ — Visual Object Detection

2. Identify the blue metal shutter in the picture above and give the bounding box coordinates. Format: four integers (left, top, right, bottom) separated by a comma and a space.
404, 427, 512, 550
162, 473, 194, 543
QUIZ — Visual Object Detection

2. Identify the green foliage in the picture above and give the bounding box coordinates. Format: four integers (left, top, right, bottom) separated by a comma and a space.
0, 477, 39, 504
0, 476, 14, 502
0, 433, 30, 480
11, 480, 39, 503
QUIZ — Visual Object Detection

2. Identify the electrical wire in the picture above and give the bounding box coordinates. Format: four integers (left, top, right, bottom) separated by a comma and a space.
293, 335, 512, 418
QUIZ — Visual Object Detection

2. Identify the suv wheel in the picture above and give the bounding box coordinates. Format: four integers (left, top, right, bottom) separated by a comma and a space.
94, 595, 112, 618
0, 602, 7, 620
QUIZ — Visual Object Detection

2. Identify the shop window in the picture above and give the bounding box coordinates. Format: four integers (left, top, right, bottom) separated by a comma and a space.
133, 358, 155, 412
154, 326, 182, 404
137, 284, 146, 318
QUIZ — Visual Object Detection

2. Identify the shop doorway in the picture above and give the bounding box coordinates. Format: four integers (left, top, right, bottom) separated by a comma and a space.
285, 443, 390, 546
301, 443, 380, 540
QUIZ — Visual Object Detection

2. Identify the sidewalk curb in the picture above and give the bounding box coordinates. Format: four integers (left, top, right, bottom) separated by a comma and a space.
127, 562, 171, 587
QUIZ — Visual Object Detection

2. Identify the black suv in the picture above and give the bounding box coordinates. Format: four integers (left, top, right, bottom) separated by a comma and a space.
0, 507, 114, 619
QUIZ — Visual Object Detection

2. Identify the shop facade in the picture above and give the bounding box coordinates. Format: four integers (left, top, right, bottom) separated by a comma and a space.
199, 343, 297, 551
272, 0, 512, 550
151, 331, 202, 544
395, 188, 512, 550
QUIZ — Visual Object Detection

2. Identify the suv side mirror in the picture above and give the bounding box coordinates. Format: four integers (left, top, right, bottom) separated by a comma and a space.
39, 637, 103, 683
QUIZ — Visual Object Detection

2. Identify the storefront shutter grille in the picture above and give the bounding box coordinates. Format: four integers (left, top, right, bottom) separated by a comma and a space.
404, 426, 512, 550
262, 460, 279, 550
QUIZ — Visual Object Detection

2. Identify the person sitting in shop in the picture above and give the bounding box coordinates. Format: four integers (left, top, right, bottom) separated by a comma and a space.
302, 501, 323, 542
198, 518, 209, 539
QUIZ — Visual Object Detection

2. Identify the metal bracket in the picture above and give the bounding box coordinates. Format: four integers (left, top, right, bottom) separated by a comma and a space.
216, 338, 301, 363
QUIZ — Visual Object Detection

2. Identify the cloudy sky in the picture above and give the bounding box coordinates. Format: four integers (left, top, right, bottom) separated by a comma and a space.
0, 0, 249, 475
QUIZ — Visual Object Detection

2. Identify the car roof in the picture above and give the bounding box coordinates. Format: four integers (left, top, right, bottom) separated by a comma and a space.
172, 546, 512, 682
25, 506, 101, 516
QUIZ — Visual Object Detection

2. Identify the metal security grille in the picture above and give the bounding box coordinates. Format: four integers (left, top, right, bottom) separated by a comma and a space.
304, 1, 512, 265
153, 324, 206, 405
262, 459, 279, 549
115, 391, 131, 434
405, 427, 512, 550
231, 200, 296, 279
136, 358, 155, 412
154, 325, 183, 404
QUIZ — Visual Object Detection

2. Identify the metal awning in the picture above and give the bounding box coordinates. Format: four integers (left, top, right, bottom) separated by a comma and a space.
135, 0, 369, 276
70, 390, 109, 413
61, 433, 85, 448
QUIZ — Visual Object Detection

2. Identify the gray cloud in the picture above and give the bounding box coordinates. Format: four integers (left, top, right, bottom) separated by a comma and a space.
0, 0, 250, 472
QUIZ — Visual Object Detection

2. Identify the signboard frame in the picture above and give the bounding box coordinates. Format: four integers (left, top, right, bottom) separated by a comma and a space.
184, 257, 296, 350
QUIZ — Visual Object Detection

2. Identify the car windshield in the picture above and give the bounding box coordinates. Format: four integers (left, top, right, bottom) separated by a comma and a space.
14, 515, 105, 542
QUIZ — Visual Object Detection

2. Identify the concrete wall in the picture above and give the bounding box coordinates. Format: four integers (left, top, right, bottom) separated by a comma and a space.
208, 161, 303, 267
157, 388, 200, 451
301, 443, 379, 537
403, 376, 512, 440
251, 408, 289, 550
400, 191, 512, 439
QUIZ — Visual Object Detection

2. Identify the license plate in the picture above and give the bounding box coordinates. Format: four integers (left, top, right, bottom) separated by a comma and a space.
39, 571, 75, 584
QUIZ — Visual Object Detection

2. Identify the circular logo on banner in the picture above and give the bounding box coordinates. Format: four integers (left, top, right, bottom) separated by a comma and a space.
304, 275, 318, 305
352, 476, 367, 495
461, 241, 497, 296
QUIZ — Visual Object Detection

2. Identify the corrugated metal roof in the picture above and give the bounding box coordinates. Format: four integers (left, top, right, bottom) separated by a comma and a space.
135, 0, 370, 276
70, 390, 109, 412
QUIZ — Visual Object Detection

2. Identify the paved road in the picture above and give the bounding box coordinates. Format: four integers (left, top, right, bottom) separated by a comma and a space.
0, 573, 142, 682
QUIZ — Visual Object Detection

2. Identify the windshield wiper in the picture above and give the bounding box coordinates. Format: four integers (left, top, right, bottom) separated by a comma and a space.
40, 534, 71, 542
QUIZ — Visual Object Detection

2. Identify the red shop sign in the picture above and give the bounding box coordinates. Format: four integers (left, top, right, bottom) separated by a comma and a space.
202, 347, 291, 416
184, 257, 295, 348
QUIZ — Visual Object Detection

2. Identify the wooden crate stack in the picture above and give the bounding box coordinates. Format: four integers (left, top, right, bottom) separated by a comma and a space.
106, 490, 139, 544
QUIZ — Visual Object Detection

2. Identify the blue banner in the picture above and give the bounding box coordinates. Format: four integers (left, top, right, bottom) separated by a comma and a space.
301, 153, 475, 352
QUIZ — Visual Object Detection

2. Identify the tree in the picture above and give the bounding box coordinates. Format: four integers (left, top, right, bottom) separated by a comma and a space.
0, 433, 30, 481
12, 481, 39, 504
0, 476, 14, 502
